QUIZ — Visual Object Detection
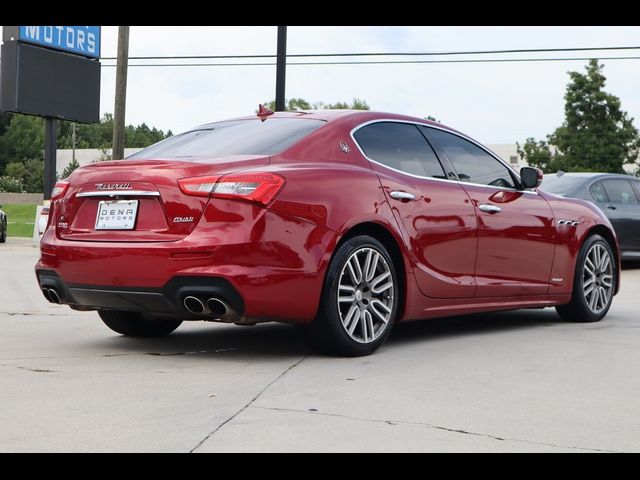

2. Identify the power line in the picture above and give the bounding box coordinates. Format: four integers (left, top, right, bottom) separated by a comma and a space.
100, 55, 640, 68
98, 45, 640, 61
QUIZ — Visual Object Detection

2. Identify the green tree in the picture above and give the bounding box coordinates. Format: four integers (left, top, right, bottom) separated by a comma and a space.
519, 60, 640, 173
325, 98, 370, 110
0, 112, 12, 137
57, 113, 169, 151
264, 98, 313, 111
262, 97, 370, 112
0, 115, 45, 172
516, 138, 556, 171
60, 158, 80, 179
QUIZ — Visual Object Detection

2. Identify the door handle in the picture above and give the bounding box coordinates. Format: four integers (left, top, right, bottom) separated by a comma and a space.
606, 205, 617, 210
478, 204, 502, 214
389, 191, 416, 201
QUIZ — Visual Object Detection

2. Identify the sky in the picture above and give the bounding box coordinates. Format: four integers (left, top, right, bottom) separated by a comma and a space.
5, 26, 640, 144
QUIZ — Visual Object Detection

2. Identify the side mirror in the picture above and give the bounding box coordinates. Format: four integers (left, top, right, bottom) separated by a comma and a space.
520, 167, 543, 189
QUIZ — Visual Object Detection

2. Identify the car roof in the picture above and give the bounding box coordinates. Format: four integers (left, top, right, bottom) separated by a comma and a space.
545, 172, 638, 180
194, 109, 453, 131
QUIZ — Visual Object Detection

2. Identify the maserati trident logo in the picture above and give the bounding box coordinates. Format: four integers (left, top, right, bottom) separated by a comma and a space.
95, 183, 132, 190
339, 141, 351, 153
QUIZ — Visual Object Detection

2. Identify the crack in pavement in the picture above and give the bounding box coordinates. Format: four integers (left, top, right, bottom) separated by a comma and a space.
250, 406, 619, 453
0, 364, 58, 373
0, 348, 238, 362
189, 356, 307, 453
0, 312, 74, 316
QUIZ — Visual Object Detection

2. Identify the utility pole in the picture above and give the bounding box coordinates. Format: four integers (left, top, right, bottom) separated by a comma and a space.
275, 26, 287, 112
72, 122, 76, 164
112, 26, 130, 160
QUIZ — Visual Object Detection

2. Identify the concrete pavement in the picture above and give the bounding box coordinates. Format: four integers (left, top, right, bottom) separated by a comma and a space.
1, 237, 639, 452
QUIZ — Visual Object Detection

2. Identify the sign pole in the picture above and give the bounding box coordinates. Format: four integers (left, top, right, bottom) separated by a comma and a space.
275, 26, 287, 112
44, 117, 57, 200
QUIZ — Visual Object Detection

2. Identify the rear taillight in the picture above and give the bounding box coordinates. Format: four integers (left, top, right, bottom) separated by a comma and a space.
51, 181, 69, 200
178, 172, 285, 206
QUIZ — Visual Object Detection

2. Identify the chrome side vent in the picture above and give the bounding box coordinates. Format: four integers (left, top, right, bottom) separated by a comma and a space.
557, 219, 580, 227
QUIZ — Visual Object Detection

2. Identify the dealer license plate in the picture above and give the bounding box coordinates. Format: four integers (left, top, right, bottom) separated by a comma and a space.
95, 200, 139, 230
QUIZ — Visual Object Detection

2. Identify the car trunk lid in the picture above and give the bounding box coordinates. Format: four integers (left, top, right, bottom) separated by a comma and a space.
56, 156, 269, 242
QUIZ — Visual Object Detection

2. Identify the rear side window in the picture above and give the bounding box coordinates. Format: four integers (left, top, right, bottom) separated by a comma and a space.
353, 122, 446, 178
590, 181, 608, 202
129, 118, 325, 159
426, 128, 516, 188
601, 179, 639, 204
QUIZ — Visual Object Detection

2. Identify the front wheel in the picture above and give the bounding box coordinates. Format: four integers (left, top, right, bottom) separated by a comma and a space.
306, 235, 399, 356
0, 219, 6, 243
98, 310, 182, 337
556, 234, 616, 323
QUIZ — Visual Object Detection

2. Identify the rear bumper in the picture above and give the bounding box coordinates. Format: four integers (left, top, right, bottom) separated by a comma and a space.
36, 209, 335, 324
36, 270, 247, 320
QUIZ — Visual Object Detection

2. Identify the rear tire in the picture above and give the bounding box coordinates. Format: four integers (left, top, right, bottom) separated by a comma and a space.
305, 235, 399, 357
0, 219, 6, 243
556, 234, 616, 323
98, 310, 182, 337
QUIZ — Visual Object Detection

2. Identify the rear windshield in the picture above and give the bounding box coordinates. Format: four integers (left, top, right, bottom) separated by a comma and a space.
129, 118, 325, 159
540, 174, 587, 195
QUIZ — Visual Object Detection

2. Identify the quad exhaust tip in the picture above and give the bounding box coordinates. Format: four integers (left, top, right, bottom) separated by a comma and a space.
207, 298, 229, 316
183, 296, 205, 314
42, 287, 61, 304
183, 295, 230, 317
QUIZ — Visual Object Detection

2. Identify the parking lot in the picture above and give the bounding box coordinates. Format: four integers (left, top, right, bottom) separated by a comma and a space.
1, 237, 639, 452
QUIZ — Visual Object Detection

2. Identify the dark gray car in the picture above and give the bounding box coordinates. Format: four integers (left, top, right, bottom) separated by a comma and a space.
541, 172, 640, 260
0, 204, 6, 243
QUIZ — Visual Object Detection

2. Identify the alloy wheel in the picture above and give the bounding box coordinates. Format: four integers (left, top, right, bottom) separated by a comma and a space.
337, 247, 395, 343
582, 242, 614, 314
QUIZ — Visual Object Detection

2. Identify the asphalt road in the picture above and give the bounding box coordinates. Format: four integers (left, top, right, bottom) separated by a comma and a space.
1, 237, 639, 452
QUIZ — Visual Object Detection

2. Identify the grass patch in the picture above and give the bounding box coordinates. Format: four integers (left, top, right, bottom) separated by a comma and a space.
2, 204, 38, 237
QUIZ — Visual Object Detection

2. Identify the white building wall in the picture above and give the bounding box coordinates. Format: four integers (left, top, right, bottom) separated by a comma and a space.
56, 148, 143, 176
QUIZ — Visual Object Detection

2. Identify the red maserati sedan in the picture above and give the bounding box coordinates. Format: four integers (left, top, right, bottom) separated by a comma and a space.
36, 109, 620, 356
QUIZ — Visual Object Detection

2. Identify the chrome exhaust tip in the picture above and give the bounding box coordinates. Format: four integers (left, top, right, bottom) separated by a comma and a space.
183, 296, 205, 314
48, 288, 61, 304
41, 287, 52, 302
206, 297, 229, 316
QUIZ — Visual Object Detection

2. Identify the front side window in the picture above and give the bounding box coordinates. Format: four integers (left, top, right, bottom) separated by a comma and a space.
425, 128, 516, 188
354, 122, 446, 178
601, 179, 639, 204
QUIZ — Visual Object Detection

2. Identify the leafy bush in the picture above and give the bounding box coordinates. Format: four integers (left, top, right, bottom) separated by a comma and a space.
0, 175, 24, 193
5, 159, 44, 193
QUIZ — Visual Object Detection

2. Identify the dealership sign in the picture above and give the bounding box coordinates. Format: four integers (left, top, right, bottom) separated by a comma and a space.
18, 26, 100, 58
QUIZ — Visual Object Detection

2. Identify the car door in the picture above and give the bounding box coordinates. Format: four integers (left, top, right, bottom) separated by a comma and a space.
353, 121, 478, 299
422, 126, 556, 297
598, 178, 640, 254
